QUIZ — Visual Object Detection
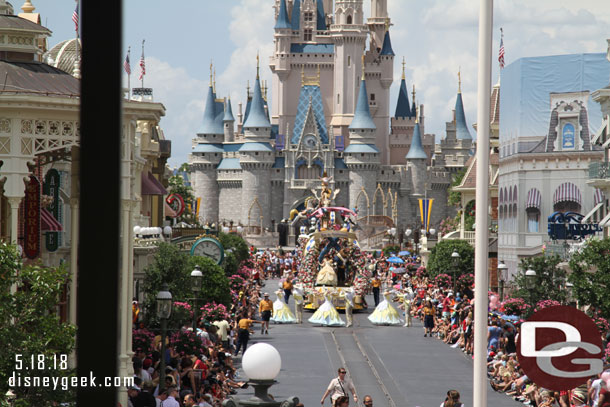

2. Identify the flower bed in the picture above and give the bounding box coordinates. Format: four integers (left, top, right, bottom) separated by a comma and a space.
501, 297, 531, 316
200, 301, 230, 322
170, 329, 204, 357
434, 273, 452, 289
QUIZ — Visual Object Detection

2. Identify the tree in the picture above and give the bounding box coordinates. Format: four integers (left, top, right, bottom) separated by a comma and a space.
569, 238, 610, 320
0, 242, 76, 406
448, 167, 467, 207
511, 255, 567, 308
141, 243, 231, 328
168, 164, 198, 225
218, 232, 249, 264
427, 239, 474, 279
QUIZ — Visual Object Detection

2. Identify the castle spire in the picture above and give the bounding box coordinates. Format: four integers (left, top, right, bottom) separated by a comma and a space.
406, 106, 427, 160
243, 59, 271, 129
274, 0, 291, 29
198, 84, 224, 135
349, 73, 376, 131
454, 72, 472, 140
223, 97, 235, 122
380, 19, 395, 56
394, 58, 411, 119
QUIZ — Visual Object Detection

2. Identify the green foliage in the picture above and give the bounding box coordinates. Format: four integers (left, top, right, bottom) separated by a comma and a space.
427, 239, 474, 279
142, 243, 231, 328
463, 200, 475, 231
511, 255, 567, 308
218, 232, 249, 264
222, 251, 238, 277
569, 238, 610, 320
0, 242, 76, 406
382, 245, 400, 257
448, 167, 467, 207
168, 167, 198, 225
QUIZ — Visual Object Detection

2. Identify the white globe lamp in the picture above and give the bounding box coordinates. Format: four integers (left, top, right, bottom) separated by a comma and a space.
241, 343, 283, 404
163, 226, 172, 237
133, 226, 141, 236
242, 343, 281, 381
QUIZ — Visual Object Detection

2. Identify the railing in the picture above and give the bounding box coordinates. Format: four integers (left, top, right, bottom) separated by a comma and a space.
358, 215, 394, 228
464, 231, 475, 246
367, 230, 387, 248
589, 162, 610, 179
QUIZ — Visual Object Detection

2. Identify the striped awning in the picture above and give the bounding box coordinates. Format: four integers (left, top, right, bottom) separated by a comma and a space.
41, 208, 62, 232
594, 188, 605, 205
526, 188, 541, 210
553, 182, 581, 205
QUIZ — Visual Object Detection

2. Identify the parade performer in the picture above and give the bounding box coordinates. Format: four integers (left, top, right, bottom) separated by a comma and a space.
371, 274, 381, 306
316, 258, 338, 286
400, 287, 414, 327
342, 289, 355, 328
271, 289, 296, 324
368, 290, 403, 326
308, 291, 345, 326
293, 284, 305, 324
259, 293, 273, 334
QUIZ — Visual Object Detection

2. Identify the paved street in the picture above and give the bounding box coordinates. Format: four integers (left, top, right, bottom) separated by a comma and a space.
234, 281, 521, 407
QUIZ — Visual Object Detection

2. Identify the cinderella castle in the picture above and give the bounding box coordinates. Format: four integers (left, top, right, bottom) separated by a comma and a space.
190, 0, 473, 242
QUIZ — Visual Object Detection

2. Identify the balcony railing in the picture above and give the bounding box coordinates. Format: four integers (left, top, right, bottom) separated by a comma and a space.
589, 162, 610, 179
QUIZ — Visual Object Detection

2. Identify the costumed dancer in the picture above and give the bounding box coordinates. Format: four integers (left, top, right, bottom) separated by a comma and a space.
316, 258, 338, 287
400, 287, 414, 327
342, 288, 355, 328
368, 290, 403, 326
293, 284, 305, 324
308, 291, 345, 327
271, 289, 296, 324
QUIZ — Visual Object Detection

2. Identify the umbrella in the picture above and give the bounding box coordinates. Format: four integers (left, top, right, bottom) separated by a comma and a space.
392, 267, 407, 274
398, 251, 410, 256
387, 256, 404, 264
500, 315, 520, 321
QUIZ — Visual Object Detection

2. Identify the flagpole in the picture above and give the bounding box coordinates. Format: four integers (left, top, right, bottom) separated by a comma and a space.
73, 0, 80, 78
140, 39, 145, 88
127, 47, 131, 100
473, 0, 493, 406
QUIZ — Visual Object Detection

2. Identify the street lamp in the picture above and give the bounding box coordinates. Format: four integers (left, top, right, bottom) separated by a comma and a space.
190, 265, 203, 332
497, 261, 508, 301
451, 250, 460, 293
156, 284, 172, 394
240, 343, 283, 406
565, 282, 574, 305
525, 269, 537, 306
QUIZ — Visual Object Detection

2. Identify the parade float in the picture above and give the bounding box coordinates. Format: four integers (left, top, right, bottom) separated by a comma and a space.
290, 174, 373, 311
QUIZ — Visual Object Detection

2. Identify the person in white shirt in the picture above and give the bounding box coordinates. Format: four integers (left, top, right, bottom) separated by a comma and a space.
320, 368, 357, 405
160, 387, 180, 407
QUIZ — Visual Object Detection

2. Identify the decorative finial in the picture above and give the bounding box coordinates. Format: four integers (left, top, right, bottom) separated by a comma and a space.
458, 67, 461, 93
385, 18, 390, 32
415, 105, 420, 124
21, 0, 35, 13
246, 80, 250, 96
412, 84, 416, 101
301, 65, 305, 85
402, 57, 406, 80
361, 54, 365, 80
209, 60, 213, 87
213, 67, 217, 93
256, 52, 260, 79
317, 64, 320, 82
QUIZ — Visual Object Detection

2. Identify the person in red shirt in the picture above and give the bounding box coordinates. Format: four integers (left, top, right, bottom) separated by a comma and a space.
442, 293, 454, 320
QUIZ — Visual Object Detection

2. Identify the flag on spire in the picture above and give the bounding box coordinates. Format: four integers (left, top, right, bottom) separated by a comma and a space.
498, 28, 505, 69
139, 40, 146, 81
123, 49, 131, 75
72, 3, 79, 32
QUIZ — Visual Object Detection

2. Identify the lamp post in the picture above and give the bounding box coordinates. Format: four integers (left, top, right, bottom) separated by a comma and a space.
525, 269, 537, 306
387, 227, 396, 245
565, 282, 574, 306
451, 250, 460, 293
190, 265, 203, 332
156, 285, 172, 394
5, 389, 15, 406
497, 261, 508, 301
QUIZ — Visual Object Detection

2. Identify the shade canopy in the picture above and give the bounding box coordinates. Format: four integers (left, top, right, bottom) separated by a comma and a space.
141, 172, 167, 195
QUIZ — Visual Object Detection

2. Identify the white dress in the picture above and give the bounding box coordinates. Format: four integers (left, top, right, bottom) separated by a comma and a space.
368, 292, 403, 326
308, 293, 345, 326
271, 292, 296, 324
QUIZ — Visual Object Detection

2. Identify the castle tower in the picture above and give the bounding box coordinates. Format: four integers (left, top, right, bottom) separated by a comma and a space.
405, 113, 427, 196
367, 0, 388, 53
239, 59, 275, 228
344, 71, 380, 213
454, 72, 472, 141
223, 98, 235, 143
190, 66, 223, 224
330, 0, 368, 146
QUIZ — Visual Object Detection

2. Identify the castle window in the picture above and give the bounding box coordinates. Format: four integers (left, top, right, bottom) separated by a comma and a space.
347, 15, 352, 24
304, 29, 313, 41
304, 11, 313, 22
337, 93, 340, 105
297, 164, 322, 179
370, 93, 375, 101
348, 56, 351, 67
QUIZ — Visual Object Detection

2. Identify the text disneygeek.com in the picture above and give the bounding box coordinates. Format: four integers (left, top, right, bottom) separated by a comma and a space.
8, 372, 135, 391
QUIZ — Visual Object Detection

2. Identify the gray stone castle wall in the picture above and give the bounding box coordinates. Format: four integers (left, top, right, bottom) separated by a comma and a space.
193, 168, 219, 224
218, 183, 242, 224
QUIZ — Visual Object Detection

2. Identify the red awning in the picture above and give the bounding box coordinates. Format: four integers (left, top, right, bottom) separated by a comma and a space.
141, 172, 167, 195
41, 208, 62, 232
164, 201, 177, 218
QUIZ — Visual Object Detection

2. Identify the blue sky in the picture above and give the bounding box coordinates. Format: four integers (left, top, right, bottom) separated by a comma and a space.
33, 0, 610, 167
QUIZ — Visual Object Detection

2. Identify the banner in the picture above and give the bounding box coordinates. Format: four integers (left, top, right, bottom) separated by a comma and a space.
44, 169, 60, 252
24, 176, 41, 259
418, 198, 434, 233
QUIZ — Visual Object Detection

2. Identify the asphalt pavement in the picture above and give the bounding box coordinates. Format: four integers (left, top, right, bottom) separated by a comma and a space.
233, 280, 522, 407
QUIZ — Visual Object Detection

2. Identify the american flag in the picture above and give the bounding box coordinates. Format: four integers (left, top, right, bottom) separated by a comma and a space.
498, 28, 505, 69
139, 55, 145, 80
123, 52, 131, 75
72, 3, 79, 32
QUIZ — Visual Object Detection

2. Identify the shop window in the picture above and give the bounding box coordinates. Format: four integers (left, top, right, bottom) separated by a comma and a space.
527, 209, 540, 233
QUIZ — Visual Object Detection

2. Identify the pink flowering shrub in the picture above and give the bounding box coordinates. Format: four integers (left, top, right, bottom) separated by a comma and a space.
605, 343, 610, 364
132, 328, 155, 355
228, 274, 247, 292
416, 266, 427, 278
458, 273, 474, 290
172, 301, 193, 327
438, 217, 459, 236
591, 313, 610, 336
502, 297, 531, 316
534, 299, 561, 312
434, 273, 452, 288
200, 301, 230, 322
170, 329, 204, 357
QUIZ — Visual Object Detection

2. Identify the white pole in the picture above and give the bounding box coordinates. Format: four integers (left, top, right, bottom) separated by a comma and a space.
473, 1, 493, 406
